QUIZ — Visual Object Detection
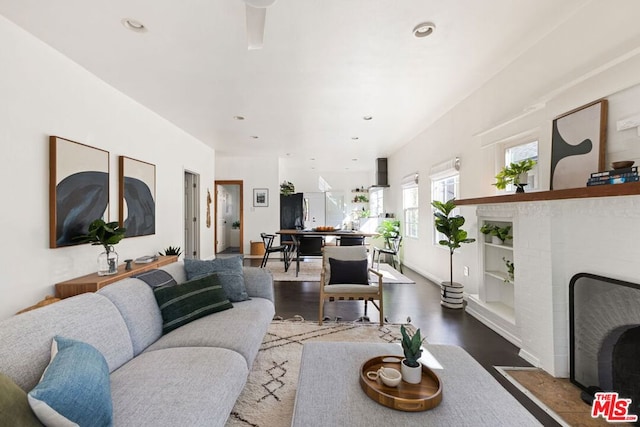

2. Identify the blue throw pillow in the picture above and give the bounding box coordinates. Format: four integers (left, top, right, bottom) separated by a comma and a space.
153, 274, 234, 334
27, 336, 112, 427
183, 257, 249, 302
328, 258, 369, 285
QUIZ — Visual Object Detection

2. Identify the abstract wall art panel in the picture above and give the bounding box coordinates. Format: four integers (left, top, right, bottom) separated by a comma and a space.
550, 99, 607, 190
49, 136, 110, 248
119, 156, 156, 237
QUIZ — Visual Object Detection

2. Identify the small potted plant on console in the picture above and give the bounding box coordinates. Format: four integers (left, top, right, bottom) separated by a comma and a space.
400, 324, 425, 384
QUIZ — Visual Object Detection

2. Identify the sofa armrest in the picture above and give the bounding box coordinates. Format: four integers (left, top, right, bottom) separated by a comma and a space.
243, 267, 274, 303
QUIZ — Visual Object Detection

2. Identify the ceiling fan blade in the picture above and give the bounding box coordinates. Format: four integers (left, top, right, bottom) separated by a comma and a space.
246, 5, 267, 50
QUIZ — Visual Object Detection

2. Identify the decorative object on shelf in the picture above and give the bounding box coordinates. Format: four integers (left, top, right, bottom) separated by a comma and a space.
119, 156, 156, 237
280, 181, 295, 196
503, 257, 514, 283
124, 259, 133, 271
359, 209, 370, 218
206, 189, 212, 228
493, 159, 536, 193
353, 194, 369, 202
480, 223, 512, 245
253, 188, 269, 207
365, 366, 402, 388
49, 136, 109, 249
376, 219, 400, 248
74, 219, 126, 276
400, 324, 425, 384
158, 246, 182, 257
432, 198, 476, 309
587, 165, 638, 187
550, 99, 607, 190
612, 160, 634, 170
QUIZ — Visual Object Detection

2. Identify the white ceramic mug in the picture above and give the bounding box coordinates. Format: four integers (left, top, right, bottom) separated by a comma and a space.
366, 367, 402, 387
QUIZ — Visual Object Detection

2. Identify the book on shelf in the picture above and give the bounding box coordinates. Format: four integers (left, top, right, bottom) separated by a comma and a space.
135, 255, 158, 264
590, 166, 638, 178
587, 175, 639, 186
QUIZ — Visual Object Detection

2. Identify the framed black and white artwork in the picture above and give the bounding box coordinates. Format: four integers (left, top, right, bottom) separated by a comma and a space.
119, 156, 156, 237
253, 188, 269, 207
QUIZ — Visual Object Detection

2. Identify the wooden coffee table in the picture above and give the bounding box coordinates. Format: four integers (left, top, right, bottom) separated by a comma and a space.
291, 342, 541, 426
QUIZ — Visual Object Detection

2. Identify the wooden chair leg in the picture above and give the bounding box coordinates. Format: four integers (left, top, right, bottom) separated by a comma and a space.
318, 297, 324, 325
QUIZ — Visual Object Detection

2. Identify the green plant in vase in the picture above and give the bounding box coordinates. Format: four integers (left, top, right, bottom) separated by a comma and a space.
74, 219, 126, 276
280, 181, 295, 196
503, 257, 515, 283
480, 223, 512, 244
493, 159, 536, 193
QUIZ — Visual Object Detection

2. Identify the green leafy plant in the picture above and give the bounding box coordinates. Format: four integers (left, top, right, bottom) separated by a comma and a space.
376, 219, 400, 247
432, 198, 476, 287
232, 220, 241, 229
493, 159, 536, 190
400, 325, 425, 368
480, 223, 512, 243
159, 246, 182, 257
73, 219, 126, 252
354, 194, 369, 202
280, 181, 295, 196
503, 257, 514, 283
359, 209, 370, 218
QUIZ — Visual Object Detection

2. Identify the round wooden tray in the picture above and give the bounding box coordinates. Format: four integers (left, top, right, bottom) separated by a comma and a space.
359, 355, 443, 412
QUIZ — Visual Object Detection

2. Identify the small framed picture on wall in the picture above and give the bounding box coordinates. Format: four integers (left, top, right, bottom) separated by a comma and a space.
253, 188, 269, 207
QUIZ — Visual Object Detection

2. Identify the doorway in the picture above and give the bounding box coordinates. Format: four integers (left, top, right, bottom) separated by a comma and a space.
215, 180, 243, 255
184, 171, 200, 259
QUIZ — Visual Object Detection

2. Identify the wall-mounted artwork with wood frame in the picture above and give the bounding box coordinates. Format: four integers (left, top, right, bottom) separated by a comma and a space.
49, 136, 109, 248
550, 99, 608, 190
119, 156, 156, 237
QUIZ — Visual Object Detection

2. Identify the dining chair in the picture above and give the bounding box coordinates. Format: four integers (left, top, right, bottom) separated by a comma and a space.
372, 235, 403, 273
338, 235, 365, 246
260, 233, 291, 270
319, 246, 384, 326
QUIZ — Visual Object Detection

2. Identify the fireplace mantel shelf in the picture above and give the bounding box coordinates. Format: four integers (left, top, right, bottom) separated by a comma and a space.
456, 182, 640, 206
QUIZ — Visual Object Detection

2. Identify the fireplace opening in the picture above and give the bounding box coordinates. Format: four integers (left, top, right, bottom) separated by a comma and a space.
570, 273, 640, 417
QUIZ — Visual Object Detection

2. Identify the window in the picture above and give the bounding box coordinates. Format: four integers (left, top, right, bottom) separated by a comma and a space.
403, 186, 419, 238
504, 140, 539, 190
369, 188, 383, 218
431, 173, 459, 245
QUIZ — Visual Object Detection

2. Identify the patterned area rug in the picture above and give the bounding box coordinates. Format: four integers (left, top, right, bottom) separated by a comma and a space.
266, 259, 415, 284
226, 318, 414, 427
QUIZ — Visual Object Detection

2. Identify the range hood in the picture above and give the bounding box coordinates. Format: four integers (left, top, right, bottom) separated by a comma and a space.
370, 158, 390, 188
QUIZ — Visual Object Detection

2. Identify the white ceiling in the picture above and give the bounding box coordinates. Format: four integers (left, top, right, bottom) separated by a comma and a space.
0, 0, 590, 172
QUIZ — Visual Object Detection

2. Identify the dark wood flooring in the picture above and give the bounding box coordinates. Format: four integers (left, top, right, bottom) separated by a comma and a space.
244, 257, 560, 426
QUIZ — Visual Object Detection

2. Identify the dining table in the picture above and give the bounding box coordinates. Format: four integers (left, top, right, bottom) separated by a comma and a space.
276, 229, 379, 277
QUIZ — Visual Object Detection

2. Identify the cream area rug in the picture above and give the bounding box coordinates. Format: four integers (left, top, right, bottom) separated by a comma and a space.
265, 259, 415, 284
225, 318, 414, 427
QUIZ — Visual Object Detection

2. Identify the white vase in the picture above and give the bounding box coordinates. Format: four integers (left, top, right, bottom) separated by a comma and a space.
98, 246, 118, 276
401, 360, 422, 384
491, 235, 503, 245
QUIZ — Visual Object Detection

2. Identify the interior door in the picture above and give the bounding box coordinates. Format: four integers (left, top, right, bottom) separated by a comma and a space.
184, 171, 200, 259
303, 192, 326, 229
216, 185, 227, 252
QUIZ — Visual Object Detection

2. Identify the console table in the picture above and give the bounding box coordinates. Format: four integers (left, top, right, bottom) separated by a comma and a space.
55, 255, 178, 298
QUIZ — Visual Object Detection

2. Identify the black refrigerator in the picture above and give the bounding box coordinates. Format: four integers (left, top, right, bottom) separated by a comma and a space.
280, 193, 304, 244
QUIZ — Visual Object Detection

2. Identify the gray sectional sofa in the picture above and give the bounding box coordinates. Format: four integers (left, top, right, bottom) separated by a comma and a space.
0, 262, 275, 426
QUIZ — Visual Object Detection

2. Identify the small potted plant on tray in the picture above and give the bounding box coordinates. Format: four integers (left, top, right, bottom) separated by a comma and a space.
400, 325, 425, 384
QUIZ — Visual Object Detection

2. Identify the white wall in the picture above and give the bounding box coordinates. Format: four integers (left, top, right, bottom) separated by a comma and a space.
0, 16, 215, 319
387, 1, 640, 376
215, 155, 280, 254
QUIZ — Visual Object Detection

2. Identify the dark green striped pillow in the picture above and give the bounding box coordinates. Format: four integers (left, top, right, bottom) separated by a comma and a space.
152, 274, 233, 334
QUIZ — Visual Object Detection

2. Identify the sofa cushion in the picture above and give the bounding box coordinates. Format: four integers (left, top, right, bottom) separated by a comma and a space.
0, 293, 133, 391
242, 266, 274, 302
132, 269, 177, 288
145, 298, 274, 369
27, 336, 112, 427
153, 274, 233, 334
110, 347, 248, 427
97, 278, 163, 356
0, 373, 43, 426
183, 257, 250, 301
328, 258, 369, 285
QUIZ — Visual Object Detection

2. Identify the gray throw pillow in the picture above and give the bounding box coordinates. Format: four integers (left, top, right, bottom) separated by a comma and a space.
183, 256, 249, 302
133, 269, 177, 288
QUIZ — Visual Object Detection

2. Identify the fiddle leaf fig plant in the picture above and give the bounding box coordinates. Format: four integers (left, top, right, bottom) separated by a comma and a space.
480, 223, 512, 243
400, 325, 425, 368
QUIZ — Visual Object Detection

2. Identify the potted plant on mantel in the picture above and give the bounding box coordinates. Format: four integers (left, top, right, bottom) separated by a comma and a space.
400, 324, 425, 384
74, 219, 126, 276
432, 198, 475, 309
493, 159, 536, 193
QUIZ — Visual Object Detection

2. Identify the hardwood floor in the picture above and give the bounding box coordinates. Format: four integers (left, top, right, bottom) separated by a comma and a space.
244, 257, 560, 426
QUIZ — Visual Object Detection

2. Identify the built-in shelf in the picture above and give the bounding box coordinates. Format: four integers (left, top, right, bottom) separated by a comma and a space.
456, 182, 640, 205
485, 270, 512, 282
484, 242, 513, 250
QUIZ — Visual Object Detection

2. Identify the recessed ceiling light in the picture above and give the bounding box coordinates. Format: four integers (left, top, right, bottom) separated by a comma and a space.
352, 158, 358, 161
233, 116, 245, 120
121, 18, 147, 33
413, 22, 435, 38
310, 158, 316, 161
250, 135, 259, 139
351, 137, 359, 140
363, 116, 373, 121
